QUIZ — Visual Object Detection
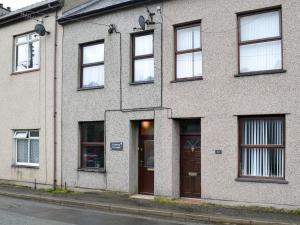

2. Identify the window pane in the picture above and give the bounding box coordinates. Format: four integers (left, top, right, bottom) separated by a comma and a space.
81, 122, 104, 143
240, 40, 282, 73
30, 139, 39, 164
14, 131, 28, 139
240, 117, 284, 178
241, 118, 283, 145
16, 35, 27, 44
83, 43, 104, 64
177, 52, 202, 78
29, 33, 39, 41
135, 34, 153, 56
81, 146, 104, 168
144, 140, 154, 168
29, 131, 39, 138
140, 121, 154, 136
134, 58, 154, 82
194, 51, 202, 77
28, 41, 39, 69
240, 147, 284, 177
180, 120, 201, 135
240, 11, 280, 41
82, 65, 104, 88
16, 44, 28, 71
17, 139, 28, 163
177, 26, 201, 51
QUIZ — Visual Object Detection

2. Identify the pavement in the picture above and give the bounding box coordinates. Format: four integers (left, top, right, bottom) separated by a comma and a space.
0, 183, 299, 225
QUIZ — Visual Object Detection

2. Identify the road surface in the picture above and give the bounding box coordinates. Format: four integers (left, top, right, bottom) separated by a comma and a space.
0, 196, 211, 225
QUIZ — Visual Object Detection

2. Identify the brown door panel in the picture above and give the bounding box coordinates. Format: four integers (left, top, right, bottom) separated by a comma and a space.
180, 135, 201, 198
138, 121, 154, 195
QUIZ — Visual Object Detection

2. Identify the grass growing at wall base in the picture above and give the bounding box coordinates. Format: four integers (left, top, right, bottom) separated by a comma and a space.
46, 188, 72, 194
154, 197, 177, 204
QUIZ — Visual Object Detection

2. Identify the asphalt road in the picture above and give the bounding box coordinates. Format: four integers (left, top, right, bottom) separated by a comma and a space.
0, 196, 211, 225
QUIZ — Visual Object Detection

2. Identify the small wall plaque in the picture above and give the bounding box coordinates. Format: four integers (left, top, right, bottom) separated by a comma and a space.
215, 150, 222, 154
110, 142, 123, 151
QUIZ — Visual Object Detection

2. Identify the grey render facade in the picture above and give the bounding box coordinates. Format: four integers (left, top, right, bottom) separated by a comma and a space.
59, 0, 300, 207
0, 0, 299, 209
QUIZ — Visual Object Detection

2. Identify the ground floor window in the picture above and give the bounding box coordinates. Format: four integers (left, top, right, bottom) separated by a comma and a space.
14, 130, 39, 166
239, 116, 285, 179
80, 121, 104, 169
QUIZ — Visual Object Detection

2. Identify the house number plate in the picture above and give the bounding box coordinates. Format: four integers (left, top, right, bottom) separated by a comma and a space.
110, 142, 123, 151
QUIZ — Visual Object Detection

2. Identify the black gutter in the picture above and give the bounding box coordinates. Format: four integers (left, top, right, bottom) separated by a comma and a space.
0, 1, 62, 28
58, 0, 159, 24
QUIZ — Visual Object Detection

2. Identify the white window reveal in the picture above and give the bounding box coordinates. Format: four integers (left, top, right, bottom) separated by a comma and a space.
15, 33, 40, 72
14, 130, 39, 167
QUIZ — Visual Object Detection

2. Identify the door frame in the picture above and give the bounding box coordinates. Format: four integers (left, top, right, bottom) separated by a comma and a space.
138, 120, 154, 195
179, 120, 201, 198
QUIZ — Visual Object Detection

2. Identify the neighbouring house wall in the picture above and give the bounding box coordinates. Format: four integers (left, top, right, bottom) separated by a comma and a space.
0, 11, 62, 187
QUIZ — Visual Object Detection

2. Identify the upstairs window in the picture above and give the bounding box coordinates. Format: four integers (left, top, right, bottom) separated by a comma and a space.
80, 41, 104, 89
175, 23, 202, 79
14, 33, 40, 72
239, 116, 285, 179
238, 9, 283, 74
14, 130, 39, 166
132, 32, 154, 83
80, 122, 104, 170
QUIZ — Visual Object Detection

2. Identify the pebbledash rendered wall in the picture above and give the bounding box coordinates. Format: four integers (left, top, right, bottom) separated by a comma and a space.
0, 11, 63, 188
61, 0, 300, 207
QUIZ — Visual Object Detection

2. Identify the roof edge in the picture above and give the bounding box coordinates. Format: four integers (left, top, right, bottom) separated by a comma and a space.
58, 0, 159, 25
0, 0, 63, 28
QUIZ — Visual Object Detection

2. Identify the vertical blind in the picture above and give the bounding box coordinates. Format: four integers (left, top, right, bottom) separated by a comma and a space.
240, 117, 284, 178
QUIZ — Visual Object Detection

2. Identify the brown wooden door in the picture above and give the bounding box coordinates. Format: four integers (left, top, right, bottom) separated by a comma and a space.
138, 121, 154, 195
180, 135, 201, 198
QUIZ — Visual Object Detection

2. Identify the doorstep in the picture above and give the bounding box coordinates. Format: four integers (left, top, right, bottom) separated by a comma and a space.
179, 197, 205, 205
130, 194, 154, 200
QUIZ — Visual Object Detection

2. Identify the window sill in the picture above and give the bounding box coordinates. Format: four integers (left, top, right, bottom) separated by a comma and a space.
130, 81, 154, 86
77, 168, 106, 173
11, 68, 40, 75
171, 76, 203, 83
78, 86, 104, 91
235, 69, 287, 77
12, 164, 39, 169
235, 177, 288, 184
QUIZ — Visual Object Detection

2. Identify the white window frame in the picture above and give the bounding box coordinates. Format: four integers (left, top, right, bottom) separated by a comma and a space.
14, 130, 39, 167
14, 32, 40, 72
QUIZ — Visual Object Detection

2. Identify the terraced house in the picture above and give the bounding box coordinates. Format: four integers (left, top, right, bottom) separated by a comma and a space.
1, 0, 300, 209
0, 0, 63, 188
58, 0, 300, 208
